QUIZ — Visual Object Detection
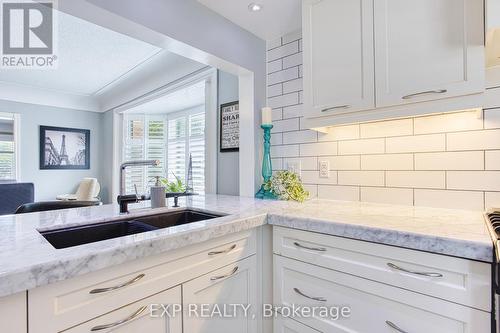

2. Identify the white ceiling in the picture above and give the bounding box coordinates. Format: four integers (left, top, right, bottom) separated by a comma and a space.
197, 0, 301, 41
0, 10, 162, 96
125, 81, 205, 115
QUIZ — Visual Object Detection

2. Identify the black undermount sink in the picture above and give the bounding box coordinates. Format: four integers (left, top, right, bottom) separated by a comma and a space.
40, 209, 224, 249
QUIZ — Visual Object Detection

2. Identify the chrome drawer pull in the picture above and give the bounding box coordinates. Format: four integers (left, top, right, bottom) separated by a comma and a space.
402, 89, 447, 99
385, 320, 409, 333
293, 242, 327, 252
293, 288, 327, 302
89, 274, 145, 294
90, 305, 147, 331
208, 244, 237, 256
210, 266, 239, 281
387, 263, 443, 278
321, 105, 350, 112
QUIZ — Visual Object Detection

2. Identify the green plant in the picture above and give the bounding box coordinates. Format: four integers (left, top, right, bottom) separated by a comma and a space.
264, 170, 309, 202
160, 174, 186, 193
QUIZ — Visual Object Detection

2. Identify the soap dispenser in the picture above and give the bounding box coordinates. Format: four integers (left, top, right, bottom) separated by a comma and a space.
150, 176, 166, 208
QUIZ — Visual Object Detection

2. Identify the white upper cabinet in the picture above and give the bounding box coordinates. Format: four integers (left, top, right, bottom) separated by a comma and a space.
302, 0, 375, 118
374, 0, 485, 107
302, 0, 485, 126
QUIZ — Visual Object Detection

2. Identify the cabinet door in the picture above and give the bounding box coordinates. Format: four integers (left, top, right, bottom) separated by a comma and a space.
302, 0, 375, 117
274, 317, 321, 333
64, 286, 182, 333
183, 256, 258, 333
374, 0, 484, 107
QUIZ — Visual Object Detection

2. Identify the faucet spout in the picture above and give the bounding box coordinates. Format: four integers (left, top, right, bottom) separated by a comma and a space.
120, 160, 160, 195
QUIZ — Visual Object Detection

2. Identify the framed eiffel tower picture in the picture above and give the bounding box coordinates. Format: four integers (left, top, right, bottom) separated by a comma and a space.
40, 126, 90, 170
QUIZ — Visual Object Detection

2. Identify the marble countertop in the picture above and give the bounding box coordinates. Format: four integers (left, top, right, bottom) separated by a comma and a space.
0, 194, 493, 298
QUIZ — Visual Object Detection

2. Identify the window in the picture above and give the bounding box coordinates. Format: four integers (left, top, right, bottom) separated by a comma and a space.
0, 113, 17, 180
122, 106, 205, 195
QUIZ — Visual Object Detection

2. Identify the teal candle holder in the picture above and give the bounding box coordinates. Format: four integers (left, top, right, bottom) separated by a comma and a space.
255, 124, 277, 199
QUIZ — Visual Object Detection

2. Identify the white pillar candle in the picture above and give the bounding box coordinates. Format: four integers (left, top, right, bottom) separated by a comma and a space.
261, 107, 272, 125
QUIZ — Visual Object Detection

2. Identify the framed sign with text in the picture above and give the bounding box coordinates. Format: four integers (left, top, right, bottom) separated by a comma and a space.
220, 101, 239, 152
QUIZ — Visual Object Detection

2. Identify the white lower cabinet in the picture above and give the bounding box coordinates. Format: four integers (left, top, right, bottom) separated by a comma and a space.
274, 317, 321, 333
182, 256, 258, 333
0, 292, 27, 333
64, 286, 182, 333
274, 255, 491, 333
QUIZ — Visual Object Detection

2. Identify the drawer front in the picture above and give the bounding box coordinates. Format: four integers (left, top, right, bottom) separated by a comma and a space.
274, 255, 491, 333
273, 226, 491, 311
64, 286, 182, 333
29, 229, 257, 333
274, 316, 321, 333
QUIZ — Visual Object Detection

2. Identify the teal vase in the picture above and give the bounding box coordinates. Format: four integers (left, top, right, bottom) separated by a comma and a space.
255, 124, 277, 199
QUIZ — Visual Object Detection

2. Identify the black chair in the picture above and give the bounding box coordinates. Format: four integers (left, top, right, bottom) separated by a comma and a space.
15, 200, 102, 214
0, 182, 34, 215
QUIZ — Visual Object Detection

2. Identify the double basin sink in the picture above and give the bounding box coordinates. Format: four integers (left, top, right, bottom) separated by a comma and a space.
40, 209, 224, 249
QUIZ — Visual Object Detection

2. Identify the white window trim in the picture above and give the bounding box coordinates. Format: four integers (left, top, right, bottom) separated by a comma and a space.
0, 112, 20, 181
112, 67, 217, 201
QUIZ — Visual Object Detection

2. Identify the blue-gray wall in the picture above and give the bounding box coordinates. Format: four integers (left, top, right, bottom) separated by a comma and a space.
217, 70, 239, 195
0, 100, 110, 202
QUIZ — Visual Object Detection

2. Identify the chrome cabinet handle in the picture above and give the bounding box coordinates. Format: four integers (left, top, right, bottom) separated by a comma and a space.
208, 244, 237, 256
293, 242, 327, 252
385, 320, 409, 333
210, 266, 239, 281
387, 263, 443, 278
89, 274, 145, 294
90, 305, 147, 331
402, 89, 447, 99
321, 105, 350, 113
293, 287, 327, 302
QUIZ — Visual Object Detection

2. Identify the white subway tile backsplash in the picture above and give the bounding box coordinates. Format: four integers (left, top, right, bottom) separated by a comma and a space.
318, 124, 359, 142
300, 142, 337, 156
485, 192, 500, 209
415, 151, 484, 170
270, 145, 299, 158
283, 52, 302, 69
267, 41, 299, 62
386, 171, 445, 189
447, 129, 500, 151
283, 130, 317, 144
338, 138, 385, 155
267, 83, 282, 98
325, 155, 360, 170
486, 151, 500, 170
271, 133, 283, 146
318, 185, 359, 201
414, 111, 483, 134
301, 170, 338, 185
282, 104, 303, 119
272, 118, 300, 133
303, 184, 318, 198
268, 67, 299, 86
282, 30, 302, 44
484, 108, 500, 129
267, 37, 282, 50
361, 154, 413, 170
268, 92, 299, 109
414, 189, 484, 210
447, 171, 500, 191
283, 78, 303, 94
360, 119, 413, 138
338, 171, 385, 186
267, 31, 500, 209
361, 187, 413, 206
267, 59, 282, 73
386, 134, 445, 153
284, 157, 318, 171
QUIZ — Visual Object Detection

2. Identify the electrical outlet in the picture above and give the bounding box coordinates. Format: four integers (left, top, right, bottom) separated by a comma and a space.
287, 160, 301, 176
319, 160, 329, 178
